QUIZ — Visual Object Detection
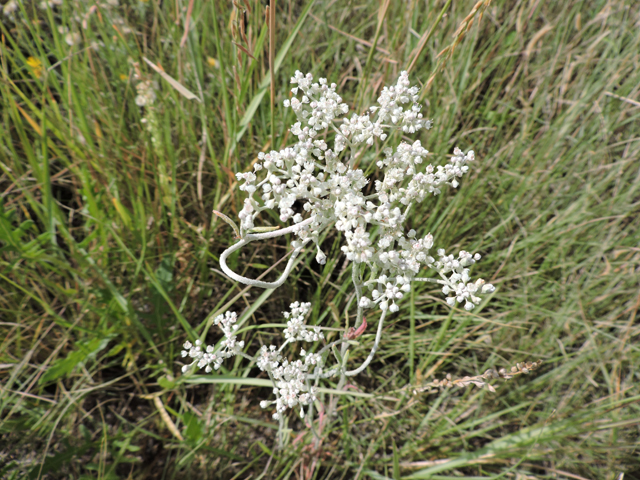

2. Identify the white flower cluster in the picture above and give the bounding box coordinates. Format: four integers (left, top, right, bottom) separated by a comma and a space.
257, 302, 323, 419
235, 71, 493, 312
2, 0, 19, 18
283, 301, 323, 342
180, 312, 244, 373
179, 302, 323, 420
256, 302, 324, 420
257, 346, 321, 420
435, 250, 496, 311
135, 79, 156, 107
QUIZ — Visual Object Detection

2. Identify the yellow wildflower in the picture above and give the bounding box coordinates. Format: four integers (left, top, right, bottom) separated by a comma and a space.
26, 57, 43, 79
207, 56, 219, 69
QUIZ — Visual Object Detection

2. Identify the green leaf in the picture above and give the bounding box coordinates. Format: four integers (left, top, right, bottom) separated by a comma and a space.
182, 411, 203, 442
158, 376, 176, 390
112, 440, 141, 452
28, 442, 91, 479
40, 335, 114, 384
392, 439, 400, 480
155, 255, 174, 289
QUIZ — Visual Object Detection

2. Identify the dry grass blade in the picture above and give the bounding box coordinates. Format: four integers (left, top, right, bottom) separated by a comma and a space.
142, 56, 201, 102
212, 209, 241, 239
233, 41, 257, 61
419, 0, 493, 96
309, 13, 391, 55
153, 396, 184, 441
605, 91, 640, 108
179, 0, 195, 48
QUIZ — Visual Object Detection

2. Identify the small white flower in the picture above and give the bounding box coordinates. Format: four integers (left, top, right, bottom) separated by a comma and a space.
3, 0, 18, 16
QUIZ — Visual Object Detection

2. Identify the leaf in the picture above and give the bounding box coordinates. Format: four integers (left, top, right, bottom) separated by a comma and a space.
28, 442, 91, 479
111, 197, 132, 229
112, 440, 141, 452
182, 411, 203, 442
40, 335, 114, 384
142, 57, 201, 103
246, 226, 280, 234
392, 439, 400, 480
40, 350, 85, 384
233, 41, 257, 61
183, 376, 387, 399
247, 263, 269, 269
158, 376, 176, 390
16, 103, 42, 135
155, 256, 174, 289
212, 209, 241, 238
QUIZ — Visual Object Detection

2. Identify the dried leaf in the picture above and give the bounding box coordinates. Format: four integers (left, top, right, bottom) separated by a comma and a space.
142, 56, 201, 103
212, 210, 241, 239
233, 42, 257, 61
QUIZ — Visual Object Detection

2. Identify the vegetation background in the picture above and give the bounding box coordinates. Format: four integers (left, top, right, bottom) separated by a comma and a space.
1, 0, 639, 478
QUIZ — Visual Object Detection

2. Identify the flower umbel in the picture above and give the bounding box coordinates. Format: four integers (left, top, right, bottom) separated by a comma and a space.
182, 70, 496, 425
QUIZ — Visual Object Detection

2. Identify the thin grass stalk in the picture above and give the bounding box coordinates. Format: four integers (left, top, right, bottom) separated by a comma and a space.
406, 0, 452, 74
355, 0, 390, 112
410, 282, 415, 382
269, 0, 276, 149
40, 87, 55, 246
211, 0, 233, 164
419, 0, 492, 100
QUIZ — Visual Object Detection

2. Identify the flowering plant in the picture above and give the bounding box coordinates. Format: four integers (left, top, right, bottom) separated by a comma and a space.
180, 70, 495, 427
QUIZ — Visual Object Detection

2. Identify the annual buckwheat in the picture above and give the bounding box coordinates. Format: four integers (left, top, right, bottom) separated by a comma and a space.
179, 70, 496, 426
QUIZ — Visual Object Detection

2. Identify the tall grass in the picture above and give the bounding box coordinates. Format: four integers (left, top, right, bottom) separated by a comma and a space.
0, 0, 638, 478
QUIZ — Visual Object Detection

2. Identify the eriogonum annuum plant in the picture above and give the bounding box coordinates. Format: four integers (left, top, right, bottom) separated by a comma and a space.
179, 70, 495, 425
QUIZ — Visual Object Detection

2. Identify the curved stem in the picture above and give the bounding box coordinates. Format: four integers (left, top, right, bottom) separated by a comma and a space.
306, 308, 387, 380
345, 308, 386, 377
219, 217, 315, 289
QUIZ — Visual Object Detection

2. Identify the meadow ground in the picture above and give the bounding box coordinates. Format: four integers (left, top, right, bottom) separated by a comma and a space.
1, 0, 639, 478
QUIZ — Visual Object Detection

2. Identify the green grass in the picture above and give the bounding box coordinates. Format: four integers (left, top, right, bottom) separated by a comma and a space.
1, 0, 639, 478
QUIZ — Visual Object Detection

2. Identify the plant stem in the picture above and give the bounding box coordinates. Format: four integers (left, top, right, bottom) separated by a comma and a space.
269, 0, 276, 150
